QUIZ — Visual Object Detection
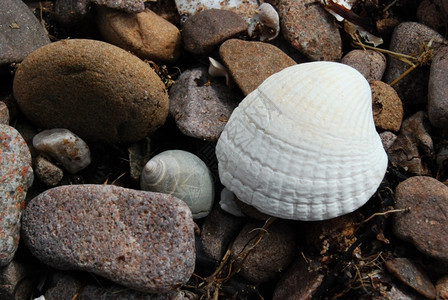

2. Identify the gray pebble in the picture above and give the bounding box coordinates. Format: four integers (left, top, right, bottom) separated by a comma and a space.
21, 184, 196, 293
0, 0, 51, 64
341, 50, 386, 81
169, 67, 241, 141
384, 22, 447, 105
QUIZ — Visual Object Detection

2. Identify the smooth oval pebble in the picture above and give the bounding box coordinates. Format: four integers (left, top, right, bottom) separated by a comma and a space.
428, 46, 448, 128
341, 50, 386, 81
21, 184, 195, 293
278, 0, 342, 61
181, 9, 248, 55
0, 124, 33, 266
13, 39, 169, 144
393, 176, 448, 264
219, 39, 296, 95
0, 0, 51, 64
33, 128, 91, 174
96, 7, 182, 63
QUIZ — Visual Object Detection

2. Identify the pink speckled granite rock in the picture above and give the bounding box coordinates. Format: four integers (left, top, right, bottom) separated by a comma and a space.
21, 184, 195, 293
0, 124, 33, 266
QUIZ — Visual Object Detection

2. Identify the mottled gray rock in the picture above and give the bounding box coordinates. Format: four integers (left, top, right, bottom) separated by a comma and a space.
182, 9, 248, 55
21, 184, 195, 293
428, 46, 448, 128
0, 0, 51, 64
384, 22, 447, 105
380, 131, 397, 151
342, 50, 387, 81
273, 257, 324, 300
169, 67, 241, 141
0, 102, 9, 125
96, 7, 182, 63
385, 257, 436, 299
370, 81, 403, 132
230, 221, 297, 282
278, 0, 342, 61
219, 39, 296, 95
92, 0, 145, 13
393, 176, 448, 264
0, 124, 33, 266
13, 39, 169, 144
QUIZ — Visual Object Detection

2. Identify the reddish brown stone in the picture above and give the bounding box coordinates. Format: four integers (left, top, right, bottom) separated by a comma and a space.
21, 185, 195, 293
219, 39, 296, 95
342, 50, 386, 81
385, 257, 436, 299
393, 176, 448, 264
370, 81, 403, 132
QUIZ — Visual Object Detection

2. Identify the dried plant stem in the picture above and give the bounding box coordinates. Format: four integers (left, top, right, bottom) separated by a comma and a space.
362, 208, 408, 224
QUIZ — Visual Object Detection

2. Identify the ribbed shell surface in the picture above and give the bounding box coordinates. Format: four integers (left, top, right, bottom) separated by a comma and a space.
216, 62, 388, 221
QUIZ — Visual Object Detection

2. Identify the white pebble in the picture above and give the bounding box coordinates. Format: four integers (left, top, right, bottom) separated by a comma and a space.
33, 128, 91, 174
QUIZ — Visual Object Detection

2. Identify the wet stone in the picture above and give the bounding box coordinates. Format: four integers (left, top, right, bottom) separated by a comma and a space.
428, 46, 448, 128
384, 22, 447, 105
219, 39, 296, 95
200, 205, 245, 261
385, 257, 436, 299
393, 176, 448, 264
0, 124, 34, 266
96, 7, 182, 63
278, 0, 342, 61
370, 81, 403, 132
21, 184, 196, 293
13, 39, 169, 144
0, 0, 51, 64
273, 256, 324, 300
181, 9, 248, 55
341, 50, 387, 81
169, 67, 241, 141
230, 221, 297, 283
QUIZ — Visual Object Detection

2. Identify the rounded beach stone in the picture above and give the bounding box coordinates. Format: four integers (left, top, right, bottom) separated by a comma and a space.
21, 184, 195, 293
230, 221, 297, 282
0, 124, 34, 266
181, 9, 248, 55
370, 81, 403, 132
13, 39, 169, 144
96, 7, 182, 63
0, 0, 51, 64
278, 0, 342, 61
341, 50, 386, 81
393, 176, 448, 264
428, 46, 448, 128
169, 67, 241, 141
384, 22, 447, 105
219, 39, 296, 95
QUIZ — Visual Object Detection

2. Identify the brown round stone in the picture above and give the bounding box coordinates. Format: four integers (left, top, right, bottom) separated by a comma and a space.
13, 39, 169, 144
96, 7, 181, 63
370, 80, 403, 132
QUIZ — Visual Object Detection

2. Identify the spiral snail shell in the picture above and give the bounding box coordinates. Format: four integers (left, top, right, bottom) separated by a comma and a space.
140, 150, 215, 219
216, 61, 388, 221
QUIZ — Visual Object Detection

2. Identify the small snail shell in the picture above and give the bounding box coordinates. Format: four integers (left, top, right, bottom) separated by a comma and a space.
216, 61, 388, 221
140, 150, 215, 219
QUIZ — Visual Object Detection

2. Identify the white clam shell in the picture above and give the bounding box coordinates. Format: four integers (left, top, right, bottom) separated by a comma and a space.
140, 150, 215, 219
216, 61, 388, 221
